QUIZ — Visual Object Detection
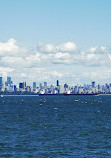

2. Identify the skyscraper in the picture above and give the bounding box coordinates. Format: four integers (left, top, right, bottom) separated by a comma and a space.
19, 83, 24, 89
39, 83, 42, 89
92, 81, 95, 88
23, 82, 26, 89
0, 77, 3, 87
7, 76, 11, 86
57, 80, 59, 86
14, 85, 17, 91
44, 82, 47, 88
33, 82, 36, 90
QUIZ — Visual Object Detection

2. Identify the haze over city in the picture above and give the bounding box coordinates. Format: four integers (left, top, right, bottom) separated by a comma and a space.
0, 0, 111, 85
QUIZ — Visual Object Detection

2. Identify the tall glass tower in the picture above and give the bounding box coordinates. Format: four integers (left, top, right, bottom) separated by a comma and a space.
57, 80, 59, 86
33, 82, 36, 90
0, 77, 3, 87
7, 76, 11, 85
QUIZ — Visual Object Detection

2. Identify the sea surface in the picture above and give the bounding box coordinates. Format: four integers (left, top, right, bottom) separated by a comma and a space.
0, 95, 111, 158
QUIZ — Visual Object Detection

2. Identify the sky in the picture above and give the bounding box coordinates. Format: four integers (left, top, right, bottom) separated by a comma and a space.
0, 0, 111, 86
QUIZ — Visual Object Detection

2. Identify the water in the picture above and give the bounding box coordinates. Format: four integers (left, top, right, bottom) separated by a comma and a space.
0, 95, 111, 157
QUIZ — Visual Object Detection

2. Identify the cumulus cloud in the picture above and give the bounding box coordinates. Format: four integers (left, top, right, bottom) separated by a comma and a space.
0, 38, 18, 52
0, 67, 14, 73
37, 43, 56, 53
88, 46, 108, 54
89, 47, 97, 53
0, 67, 14, 78
0, 38, 111, 84
37, 41, 77, 53
1, 39, 110, 68
58, 42, 77, 52
54, 52, 70, 59
52, 71, 63, 77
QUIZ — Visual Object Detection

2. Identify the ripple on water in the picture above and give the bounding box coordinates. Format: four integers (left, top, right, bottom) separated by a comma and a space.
0, 95, 111, 157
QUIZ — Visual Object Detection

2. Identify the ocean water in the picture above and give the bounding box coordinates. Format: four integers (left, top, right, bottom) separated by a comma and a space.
0, 95, 111, 158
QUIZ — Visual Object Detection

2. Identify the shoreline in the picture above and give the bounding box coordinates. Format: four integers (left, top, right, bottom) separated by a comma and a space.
1, 94, 111, 96
1, 94, 99, 96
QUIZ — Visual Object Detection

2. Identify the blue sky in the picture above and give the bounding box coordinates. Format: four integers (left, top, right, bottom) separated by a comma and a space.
0, 0, 111, 85
0, 0, 111, 47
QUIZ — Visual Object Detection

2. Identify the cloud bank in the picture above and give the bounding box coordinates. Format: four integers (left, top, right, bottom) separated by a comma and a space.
0, 38, 111, 84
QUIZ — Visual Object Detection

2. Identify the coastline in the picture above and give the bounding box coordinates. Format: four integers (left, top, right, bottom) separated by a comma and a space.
1, 93, 99, 96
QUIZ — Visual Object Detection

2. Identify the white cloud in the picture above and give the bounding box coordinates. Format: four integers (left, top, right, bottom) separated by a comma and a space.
37, 41, 77, 53
54, 52, 70, 59
0, 67, 14, 79
0, 38, 28, 57
89, 47, 97, 53
88, 46, 108, 54
0, 38, 111, 84
0, 39, 110, 69
0, 67, 14, 73
37, 43, 56, 53
52, 71, 63, 77
57, 42, 77, 52
0, 38, 18, 52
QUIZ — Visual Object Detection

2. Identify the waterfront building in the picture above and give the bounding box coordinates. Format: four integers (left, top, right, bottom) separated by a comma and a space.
78, 87, 83, 94
9, 85, 14, 92
59, 86, 64, 93
0, 77, 3, 88
40, 89, 45, 94
23, 82, 26, 89
33, 82, 36, 91
64, 83, 68, 92
44, 82, 47, 88
19, 82, 26, 91
7, 76, 11, 86
92, 81, 95, 88
57, 80, 59, 86
74, 86, 78, 93
26, 86, 33, 92
14, 85, 17, 91
19, 83, 24, 91
39, 83, 42, 90
19, 83, 23, 89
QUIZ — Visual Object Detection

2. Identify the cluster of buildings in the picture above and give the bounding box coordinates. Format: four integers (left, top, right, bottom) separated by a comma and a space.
0, 76, 111, 94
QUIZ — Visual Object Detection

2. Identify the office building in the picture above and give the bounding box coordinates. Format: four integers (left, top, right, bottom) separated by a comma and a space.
57, 80, 59, 86
33, 82, 36, 90
23, 82, 26, 89
44, 82, 47, 88
7, 76, 11, 86
19, 83, 24, 89
0, 77, 3, 87
92, 81, 95, 88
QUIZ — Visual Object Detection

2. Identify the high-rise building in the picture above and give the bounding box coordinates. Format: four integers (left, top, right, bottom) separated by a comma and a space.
74, 86, 78, 93
44, 82, 47, 88
39, 83, 42, 89
59, 86, 64, 93
64, 83, 68, 88
19, 83, 24, 89
23, 82, 26, 89
57, 80, 59, 86
33, 82, 36, 90
7, 76, 11, 86
0, 77, 3, 87
92, 81, 95, 88
14, 85, 17, 91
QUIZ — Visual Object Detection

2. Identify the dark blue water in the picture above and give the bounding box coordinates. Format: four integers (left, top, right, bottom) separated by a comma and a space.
0, 95, 111, 157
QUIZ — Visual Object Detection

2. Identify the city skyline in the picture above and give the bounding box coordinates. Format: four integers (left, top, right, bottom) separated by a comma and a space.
0, 75, 111, 94
0, 1, 111, 84
0, 76, 111, 95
